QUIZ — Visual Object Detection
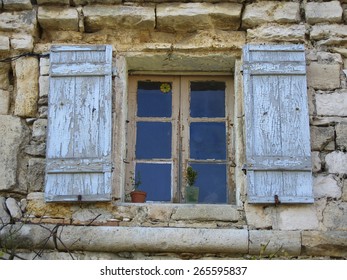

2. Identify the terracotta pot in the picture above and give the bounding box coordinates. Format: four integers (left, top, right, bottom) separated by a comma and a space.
130, 190, 147, 203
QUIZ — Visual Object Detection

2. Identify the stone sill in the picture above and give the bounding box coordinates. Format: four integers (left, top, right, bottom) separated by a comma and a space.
115, 202, 243, 222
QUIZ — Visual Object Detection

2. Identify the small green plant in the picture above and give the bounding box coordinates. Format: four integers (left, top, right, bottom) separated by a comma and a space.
185, 166, 198, 186
130, 171, 142, 191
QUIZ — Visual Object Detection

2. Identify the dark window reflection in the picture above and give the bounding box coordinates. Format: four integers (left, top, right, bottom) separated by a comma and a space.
136, 122, 172, 159
137, 81, 172, 117
190, 81, 225, 118
136, 163, 171, 201
190, 122, 226, 160
191, 163, 227, 204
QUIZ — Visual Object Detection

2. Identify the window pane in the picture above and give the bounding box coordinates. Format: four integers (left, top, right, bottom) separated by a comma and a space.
190, 81, 225, 118
190, 122, 226, 160
191, 163, 227, 204
136, 163, 171, 202
136, 122, 172, 159
137, 81, 172, 117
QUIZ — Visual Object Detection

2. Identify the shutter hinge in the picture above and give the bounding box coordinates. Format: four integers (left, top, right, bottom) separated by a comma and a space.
274, 195, 281, 206
241, 164, 247, 175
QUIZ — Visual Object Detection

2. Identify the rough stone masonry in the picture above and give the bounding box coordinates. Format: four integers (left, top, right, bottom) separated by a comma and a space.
0, 0, 347, 259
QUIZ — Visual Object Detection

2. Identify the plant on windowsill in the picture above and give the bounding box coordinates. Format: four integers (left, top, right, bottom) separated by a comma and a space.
185, 166, 199, 203
129, 171, 147, 203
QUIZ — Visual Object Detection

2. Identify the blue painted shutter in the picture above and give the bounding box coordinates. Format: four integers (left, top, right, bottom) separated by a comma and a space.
243, 44, 313, 203
45, 45, 113, 202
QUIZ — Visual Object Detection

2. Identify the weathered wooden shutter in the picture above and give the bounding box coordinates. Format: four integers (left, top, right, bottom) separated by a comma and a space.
243, 44, 313, 203
45, 45, 113, 202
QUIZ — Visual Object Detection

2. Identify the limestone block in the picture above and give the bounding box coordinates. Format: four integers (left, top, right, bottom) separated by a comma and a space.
0, 116, 28, 191
0, 196, 11, 224
316, 51, 343, 64
157, 3, 242, 32
307, 62, 341, 90
83, 5, 155, 32
310, 126, 335, 151
276, 205, 319, 230
146, 204, 174, 221
316, 91, 347, 116
32, 119, 47, 142
312, 151, 322, 172
310, 24, 347, 45
38, 106, 47, 118
247, 24, 306, 43
325, 151, 347, 174
72, 208, 113, 224
10, 34, 33, 51
5, 197, 22, 220
313, 175, 341, 199
20, 198, 27, 212
302, 231, 347, 258
336, 122, 347, 150
0, 223, 56, 250
40, 57, 50, 76
25, 143, 46, 156
3, 0, 32, 10
322, 201, 347, 230
59, 226, 250, 253
37, 0, 70, 4
38, 7, 79, 31
342, 180, 347, 202
39, 76, 49, 99
0, 89, 10, 115
126, 52, 236, 72
174, 30, 246, 51
0, 10, 37, 35
305, 1, 343, 24
0, 224, 249, 254
0, 35, 10, 53
171, 204, 240, 222
242, 1, 300, 28
244, 203, 272, 229
72, 0, 121, 4
0, 62, 10, 90
27, 158, 45, 192
14, 57, 39, 118
249, 230, 301, 256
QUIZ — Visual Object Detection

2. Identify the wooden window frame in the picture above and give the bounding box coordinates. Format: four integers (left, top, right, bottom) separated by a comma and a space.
125, 75, 235, 204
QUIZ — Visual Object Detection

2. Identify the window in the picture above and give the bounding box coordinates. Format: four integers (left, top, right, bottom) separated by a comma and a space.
44, 44, 313, 205
126, 76, 235, 203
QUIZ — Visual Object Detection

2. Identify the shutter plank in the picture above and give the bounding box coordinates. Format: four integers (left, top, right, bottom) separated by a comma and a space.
243, 44, 313, 204
48, 77, 75, 158
45, 45, 113, 202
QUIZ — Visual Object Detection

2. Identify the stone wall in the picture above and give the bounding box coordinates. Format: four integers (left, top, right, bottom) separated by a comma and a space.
0, 0, 347, 259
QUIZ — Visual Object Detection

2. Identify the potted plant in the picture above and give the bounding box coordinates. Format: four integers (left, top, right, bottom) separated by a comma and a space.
185, 166, 199, 203
130, 171, 147, 203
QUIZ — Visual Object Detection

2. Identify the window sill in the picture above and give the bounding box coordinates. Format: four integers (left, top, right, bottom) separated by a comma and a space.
113, 202, 242, 222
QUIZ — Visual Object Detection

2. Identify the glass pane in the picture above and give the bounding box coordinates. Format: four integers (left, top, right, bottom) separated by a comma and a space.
136, 163, 171, 202
136, 122, 172, 159
190, 163, 227, 204
190, 81, 225, 118
190, 122, 226, 160
137, 81, 172, 117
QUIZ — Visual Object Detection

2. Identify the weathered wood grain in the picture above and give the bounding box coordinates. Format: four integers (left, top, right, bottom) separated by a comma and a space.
243, 44, 313, 204
45, 45, 113, 202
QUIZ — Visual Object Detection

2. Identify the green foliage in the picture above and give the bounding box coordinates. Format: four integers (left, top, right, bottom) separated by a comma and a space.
185, 166, 198, 187
246, 240, 289, 260
130, 171, 142, 190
